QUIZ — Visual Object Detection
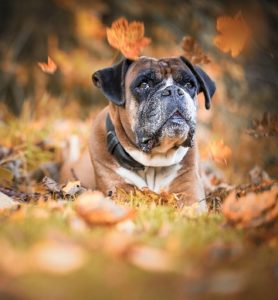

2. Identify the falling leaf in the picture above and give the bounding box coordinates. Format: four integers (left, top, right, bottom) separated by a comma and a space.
214, 11, 251, 57
106, 17, 151, 59
246, 112, 278, 138
75, 191, 135, 225
222, 184, 278, 228
127, 245, 174, 272
181, 36, 210, 64
38, 56, 57, 74
30, 239, 86, 274
209, 140, 232, 164
75, 10, 106, 40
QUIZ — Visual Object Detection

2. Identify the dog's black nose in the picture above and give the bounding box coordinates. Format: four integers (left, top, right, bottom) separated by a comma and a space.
161, 86, 183, 97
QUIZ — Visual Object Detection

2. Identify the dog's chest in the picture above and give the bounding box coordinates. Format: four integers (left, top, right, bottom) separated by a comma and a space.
116, 164, 181, 193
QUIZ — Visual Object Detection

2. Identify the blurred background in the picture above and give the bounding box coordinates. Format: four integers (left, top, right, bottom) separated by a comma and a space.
0, 0, 277, 184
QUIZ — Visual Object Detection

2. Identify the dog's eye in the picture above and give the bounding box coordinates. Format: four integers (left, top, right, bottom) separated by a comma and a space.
184, 81, 195, 89
138, 82, 149, 90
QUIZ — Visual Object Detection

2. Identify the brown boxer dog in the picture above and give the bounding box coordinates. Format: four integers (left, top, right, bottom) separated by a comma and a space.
60, 56, 216, 211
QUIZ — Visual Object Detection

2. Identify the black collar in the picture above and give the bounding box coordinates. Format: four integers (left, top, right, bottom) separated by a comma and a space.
106, 114, 145, 171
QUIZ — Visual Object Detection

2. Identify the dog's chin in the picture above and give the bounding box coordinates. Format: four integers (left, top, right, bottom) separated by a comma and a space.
137, 114, 193, 153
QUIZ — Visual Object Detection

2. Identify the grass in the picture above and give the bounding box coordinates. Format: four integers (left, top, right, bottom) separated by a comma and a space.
0, 100, 277, 300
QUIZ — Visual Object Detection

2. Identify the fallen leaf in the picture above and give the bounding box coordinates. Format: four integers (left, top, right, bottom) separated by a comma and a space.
38, 56, 57, 74
222, 184, 278, 228
62, 180, 86, 196
106, 17, 151, 59
249, 165, 271, 185
75, 191, 135, 225
42, 176, 61, 193
127, 245, 174, 272
0, 192, 18, 210
181, 202, 204, 218
246, 112, 278, 138
181, 36, 210, 64
214, 11, 251, 57
30, 239, 86, 274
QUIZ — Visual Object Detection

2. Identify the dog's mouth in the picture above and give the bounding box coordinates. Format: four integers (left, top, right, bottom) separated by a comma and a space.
167, 111, 186, 124
138, 110, 192, 153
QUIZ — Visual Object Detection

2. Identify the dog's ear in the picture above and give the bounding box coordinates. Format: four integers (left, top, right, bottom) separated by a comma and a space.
180, 56, 216, 109
92, 59, 134, 106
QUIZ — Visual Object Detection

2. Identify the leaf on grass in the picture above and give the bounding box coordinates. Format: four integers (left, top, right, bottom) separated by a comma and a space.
42, 176, 61, 193
75, 191, 135, 225
113, 187, 180, 207
181, 36, 210, 64
249, 165, 271, 185
0, 192, 18, 210
30, 239, 86, 274
62, 180, 86, 196
222, 184, 278, 228
106, 17, 151, 59
209, 140, 232, 165
214, 11, 251, 57
181, 202, 204, 218
246, 112, 278, 138
38, 56, 57, 74
127, 245, 174, 272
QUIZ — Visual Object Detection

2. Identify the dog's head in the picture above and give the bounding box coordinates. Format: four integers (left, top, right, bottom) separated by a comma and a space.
92, 56, 216, 154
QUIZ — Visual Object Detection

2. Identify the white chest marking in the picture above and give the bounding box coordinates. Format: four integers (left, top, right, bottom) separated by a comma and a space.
126, 146, 189, 167
116, 164, 181, 193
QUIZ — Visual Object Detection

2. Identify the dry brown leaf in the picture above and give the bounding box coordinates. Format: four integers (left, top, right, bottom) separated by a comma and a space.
127, 245, 174, 272
38, 56, 57, 74
209, 139, 232, 165
181, 36, 210, 64
106, 17, 151, 59
247, 112, 278, 138
222, 184, 278, 228
214, 11, 251, 57
75, 191, 135, 225
181, 202, 204, 218
30, 239, 86, 274
42, 176, 61, 193
62, 180, 85, 196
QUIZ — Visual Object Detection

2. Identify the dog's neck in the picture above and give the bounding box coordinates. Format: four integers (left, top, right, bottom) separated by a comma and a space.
108, 110, 191, 169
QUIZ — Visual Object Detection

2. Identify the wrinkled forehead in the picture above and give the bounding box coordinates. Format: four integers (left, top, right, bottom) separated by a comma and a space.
125, 57, 191, 85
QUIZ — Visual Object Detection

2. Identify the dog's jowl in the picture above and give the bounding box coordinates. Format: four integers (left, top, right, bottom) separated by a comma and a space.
60, 56, 216, 211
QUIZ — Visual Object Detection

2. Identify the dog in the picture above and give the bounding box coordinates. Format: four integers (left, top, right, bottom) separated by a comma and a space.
60, 56, 216, 211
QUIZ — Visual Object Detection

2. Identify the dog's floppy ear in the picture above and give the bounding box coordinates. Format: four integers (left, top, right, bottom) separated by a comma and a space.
180, 56, 216, 110
92, 58, 134, 106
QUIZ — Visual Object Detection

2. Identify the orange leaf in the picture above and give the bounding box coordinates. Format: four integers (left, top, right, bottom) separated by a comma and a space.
127, 245, 174, 272
30, 239, 86, 274
38, 56, 57, 74
75, 191, 135, 225
181, 36, 210, 64
214, 11, 251, 57
106, 17, 151, 60
209, 139, 232, 165
222, 184, 278, 228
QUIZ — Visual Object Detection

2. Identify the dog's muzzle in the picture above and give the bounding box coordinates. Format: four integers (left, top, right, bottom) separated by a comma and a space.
135, 85, 196, 152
